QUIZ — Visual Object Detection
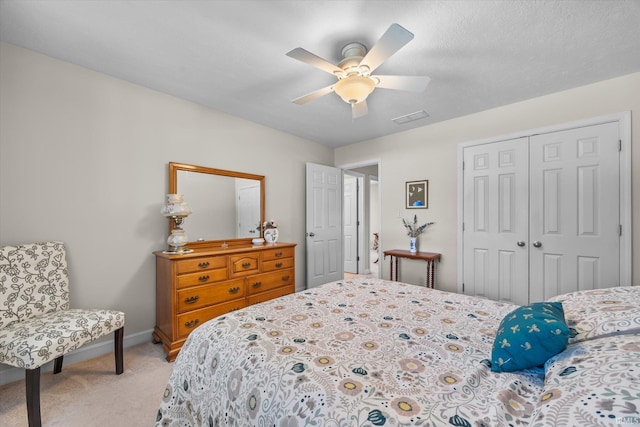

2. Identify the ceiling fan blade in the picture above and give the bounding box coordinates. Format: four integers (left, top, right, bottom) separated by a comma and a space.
375, 75, 431, 92
352, 100, 368, 120
286, 47, 343, 76
291, 84, 335, 105
360, 23, 414, 73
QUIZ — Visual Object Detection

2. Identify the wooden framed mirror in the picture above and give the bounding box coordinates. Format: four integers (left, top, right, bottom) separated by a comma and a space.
168, 162, 265, 249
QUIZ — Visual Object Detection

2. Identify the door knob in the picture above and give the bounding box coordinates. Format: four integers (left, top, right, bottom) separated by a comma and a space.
307, 232, 315, 237
517, 241, 526, 247
532, 241, 542, 248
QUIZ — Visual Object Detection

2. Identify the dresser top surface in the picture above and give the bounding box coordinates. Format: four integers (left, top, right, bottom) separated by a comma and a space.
153, 242, 296, 259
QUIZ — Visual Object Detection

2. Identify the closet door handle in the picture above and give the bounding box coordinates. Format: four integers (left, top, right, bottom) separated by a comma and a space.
532, 241, 542, 248
517, 241, 526, 247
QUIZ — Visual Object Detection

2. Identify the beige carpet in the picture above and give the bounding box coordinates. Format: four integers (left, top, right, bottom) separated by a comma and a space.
0, 342, 173, 427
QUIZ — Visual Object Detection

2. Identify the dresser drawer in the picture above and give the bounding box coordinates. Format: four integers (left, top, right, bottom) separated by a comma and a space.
177, 268, 228, 289
176, 256, 227, 274
247, 285, 294, 305
177, 278, 245, 313
247, 269, 294, 295
262, 247, 295, 261
230, 254, 260, 277
177, 299, 245, 339
262, 256, 294, 272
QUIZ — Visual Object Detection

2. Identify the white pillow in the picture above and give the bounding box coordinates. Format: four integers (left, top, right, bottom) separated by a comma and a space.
548, 287, 640, 343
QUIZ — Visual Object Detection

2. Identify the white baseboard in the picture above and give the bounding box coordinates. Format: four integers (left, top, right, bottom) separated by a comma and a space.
0, 328, 154, 387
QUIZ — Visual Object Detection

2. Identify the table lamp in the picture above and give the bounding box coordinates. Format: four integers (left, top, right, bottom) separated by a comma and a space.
161, 194, 193, 254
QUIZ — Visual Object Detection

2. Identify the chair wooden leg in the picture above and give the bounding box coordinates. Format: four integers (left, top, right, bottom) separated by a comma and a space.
53, 355, 64, 374
25, 367, 42, 427
115, 327, 124, 375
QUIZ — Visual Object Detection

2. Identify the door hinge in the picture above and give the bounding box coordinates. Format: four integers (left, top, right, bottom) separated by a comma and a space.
462, 283, 465, 292
619, 139, 622, 152
462, 222, 465, 231
619, 224, 623, 236
357, 256, 360, 261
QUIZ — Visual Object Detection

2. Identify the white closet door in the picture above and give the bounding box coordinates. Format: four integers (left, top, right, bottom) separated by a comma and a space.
528, 122, 620, 301
462, 137, 530, 305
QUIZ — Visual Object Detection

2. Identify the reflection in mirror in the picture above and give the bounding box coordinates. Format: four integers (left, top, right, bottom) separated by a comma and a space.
168, 162, 265, 248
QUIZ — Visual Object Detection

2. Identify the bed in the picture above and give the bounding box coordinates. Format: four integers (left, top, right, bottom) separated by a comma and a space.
154, 277, 640, 426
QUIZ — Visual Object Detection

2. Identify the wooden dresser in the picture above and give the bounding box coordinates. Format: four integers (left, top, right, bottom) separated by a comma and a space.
153, 242, 296, 361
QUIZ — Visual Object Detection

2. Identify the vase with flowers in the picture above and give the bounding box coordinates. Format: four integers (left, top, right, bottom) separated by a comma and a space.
402, 215, 434, 253
262, 219, 279, 244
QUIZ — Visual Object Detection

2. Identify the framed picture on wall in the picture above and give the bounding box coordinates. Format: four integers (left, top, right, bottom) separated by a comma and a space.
406, 180, 428, 209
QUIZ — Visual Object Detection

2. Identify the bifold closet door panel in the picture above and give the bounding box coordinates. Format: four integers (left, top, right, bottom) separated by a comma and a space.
528, 121, 620, 302
462, 137, 529, 306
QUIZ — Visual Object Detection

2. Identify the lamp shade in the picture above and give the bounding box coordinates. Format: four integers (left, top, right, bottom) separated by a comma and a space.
334, 76, 376, 104
161, 194, 191, 217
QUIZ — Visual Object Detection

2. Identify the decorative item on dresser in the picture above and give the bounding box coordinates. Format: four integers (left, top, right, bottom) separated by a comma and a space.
153, 242, 296, 361
160, 193, 193, 254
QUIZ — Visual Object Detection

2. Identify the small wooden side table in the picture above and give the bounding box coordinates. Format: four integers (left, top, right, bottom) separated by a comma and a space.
383, 249, 442, 288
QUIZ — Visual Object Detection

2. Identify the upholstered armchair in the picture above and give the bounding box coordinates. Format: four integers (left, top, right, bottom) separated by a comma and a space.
0, 242, 125, 427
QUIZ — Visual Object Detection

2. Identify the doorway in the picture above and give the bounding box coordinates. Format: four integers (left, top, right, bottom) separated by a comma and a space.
343, 163, 380, 278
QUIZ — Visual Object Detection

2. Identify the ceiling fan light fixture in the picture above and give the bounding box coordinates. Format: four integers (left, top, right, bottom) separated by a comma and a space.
334, 76, 376, 104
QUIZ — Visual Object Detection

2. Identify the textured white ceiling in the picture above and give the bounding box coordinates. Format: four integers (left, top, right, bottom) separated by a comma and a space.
1, 0, 639, 148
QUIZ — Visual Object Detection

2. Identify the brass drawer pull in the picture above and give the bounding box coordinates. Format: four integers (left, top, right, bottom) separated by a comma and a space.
184, 295, 200, 304
275, 262, 283, 268
230, 307, 240, 312
198, 275, 210, 282
252, 281, 262, 288
242, 262, 252, 269
184, 319, 199, 329
281, 275, 290, 281
198, 261, 210, 269
229, 286, 240, 294
275, 252, 283, 257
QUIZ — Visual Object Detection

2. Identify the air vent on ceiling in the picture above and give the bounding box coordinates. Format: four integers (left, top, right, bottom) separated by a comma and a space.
392, 109, 430, 125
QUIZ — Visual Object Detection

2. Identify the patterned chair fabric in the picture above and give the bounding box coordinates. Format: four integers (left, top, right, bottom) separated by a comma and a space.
0, 242, 125, 369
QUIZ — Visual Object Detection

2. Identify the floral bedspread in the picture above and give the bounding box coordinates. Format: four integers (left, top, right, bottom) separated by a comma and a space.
155, 277, 546, 426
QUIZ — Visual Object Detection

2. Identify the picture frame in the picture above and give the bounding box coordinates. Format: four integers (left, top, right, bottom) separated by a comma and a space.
406, 180, 428, 209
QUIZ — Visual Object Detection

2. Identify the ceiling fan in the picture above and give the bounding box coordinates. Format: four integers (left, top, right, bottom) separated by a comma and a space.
286, 23, 430, 120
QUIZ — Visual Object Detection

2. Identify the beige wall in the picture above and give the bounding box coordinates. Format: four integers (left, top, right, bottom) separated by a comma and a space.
335, 72, 640, 293
0, 42, 333, 341
1, 41, 637, 379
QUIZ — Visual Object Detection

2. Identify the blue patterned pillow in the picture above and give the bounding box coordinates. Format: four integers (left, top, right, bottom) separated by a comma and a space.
491, 302, 569, 372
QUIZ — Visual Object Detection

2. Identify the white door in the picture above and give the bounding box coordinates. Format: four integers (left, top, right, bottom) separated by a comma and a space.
343, 174, 358, 273
528, 122, 620, 301
306, 163, 343, 288
237, 184, 260, 238
462, 137, 530, 305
